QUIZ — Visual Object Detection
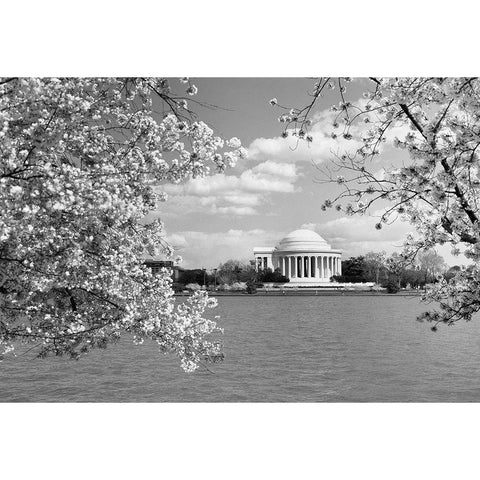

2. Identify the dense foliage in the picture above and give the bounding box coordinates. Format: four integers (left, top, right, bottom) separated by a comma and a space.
0, 77, 246, 371
257, 268, 289, 283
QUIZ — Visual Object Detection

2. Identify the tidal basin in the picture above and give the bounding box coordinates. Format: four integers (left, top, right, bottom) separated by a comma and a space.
2, 295, 480, 402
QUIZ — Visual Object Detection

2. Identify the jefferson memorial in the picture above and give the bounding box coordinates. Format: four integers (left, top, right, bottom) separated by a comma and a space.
254, 229, 342, 286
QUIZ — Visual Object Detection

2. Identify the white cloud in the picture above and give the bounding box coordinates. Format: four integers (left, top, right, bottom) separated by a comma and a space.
301, 213, 415, 258
158, 161, 301, 216
216, 206, 258, 216
248, 106, 364, 164
222, 194, 261, 207
164, 163, 299, 196
248, 98, 414, 166
168, 229, 282, 268
250, 160, 297, 177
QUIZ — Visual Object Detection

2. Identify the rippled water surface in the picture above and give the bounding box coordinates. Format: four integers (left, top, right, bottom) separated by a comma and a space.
2, 295, 480, 402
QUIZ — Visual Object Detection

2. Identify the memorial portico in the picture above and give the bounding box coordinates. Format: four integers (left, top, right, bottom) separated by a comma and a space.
253, 229, 342, 286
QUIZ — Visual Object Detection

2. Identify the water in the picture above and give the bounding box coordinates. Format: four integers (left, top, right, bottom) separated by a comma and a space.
2, 295, 480, 402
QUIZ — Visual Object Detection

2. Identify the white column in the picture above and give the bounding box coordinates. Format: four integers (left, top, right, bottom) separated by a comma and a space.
313, 256, 317, 278
291, 256, 296, 278
339, 257, 342, 276
298, 256, 302, 278
304, 256, 308, 277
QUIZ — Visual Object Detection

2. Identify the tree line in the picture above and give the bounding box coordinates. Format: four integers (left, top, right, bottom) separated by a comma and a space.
174, 249, 461, 294
173, 259, 289, 293
334, 250, 456, 293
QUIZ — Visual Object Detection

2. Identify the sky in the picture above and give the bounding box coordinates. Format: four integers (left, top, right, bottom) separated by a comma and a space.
151, 78, 460, 269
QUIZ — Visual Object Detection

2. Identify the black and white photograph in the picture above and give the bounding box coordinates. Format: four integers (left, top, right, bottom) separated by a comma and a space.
2, 2, 479, 479
3, 75, 480, 402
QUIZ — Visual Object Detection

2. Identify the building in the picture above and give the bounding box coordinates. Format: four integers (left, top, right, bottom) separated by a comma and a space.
144, 257, 183, 281
254, 229, 342, 286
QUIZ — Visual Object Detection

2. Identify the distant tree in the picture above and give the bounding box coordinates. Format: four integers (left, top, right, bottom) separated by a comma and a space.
384, 252, 411, 290
177, 269, 213, 287
417, 249, 447, 287
257, 268, 289, 283
246, 281, 257, 294
402, 267, 424, 289
384, 280, 401, 294
217, 260, 255, 284
335, 256, 368, 283
363, 251, 387, 284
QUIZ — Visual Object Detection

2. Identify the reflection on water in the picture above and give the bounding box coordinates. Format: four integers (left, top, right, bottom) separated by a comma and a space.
2, 295, 480, 402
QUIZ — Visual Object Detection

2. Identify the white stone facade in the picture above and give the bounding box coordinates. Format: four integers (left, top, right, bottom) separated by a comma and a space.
254, 229, 342, 285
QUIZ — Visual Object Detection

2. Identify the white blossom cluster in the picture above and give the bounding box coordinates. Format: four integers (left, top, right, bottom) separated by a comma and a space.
277, 77, 480, 328
0, 77, 245, 370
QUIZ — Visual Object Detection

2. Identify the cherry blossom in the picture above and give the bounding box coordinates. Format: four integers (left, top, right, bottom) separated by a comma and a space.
0, 77, 246, 370
274, 77, 480, 329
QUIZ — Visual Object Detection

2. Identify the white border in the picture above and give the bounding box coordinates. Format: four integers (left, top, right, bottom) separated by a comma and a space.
2, 0, 478, 76
1, 403, 479, 479
1, 0, 479, 478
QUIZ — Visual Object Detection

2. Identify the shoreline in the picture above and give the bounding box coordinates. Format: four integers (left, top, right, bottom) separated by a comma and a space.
175, 290, 424, 297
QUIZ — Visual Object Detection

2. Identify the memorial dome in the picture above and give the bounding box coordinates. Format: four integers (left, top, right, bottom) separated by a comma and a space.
275, 229, 331, 252
254, 227, 342, 284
